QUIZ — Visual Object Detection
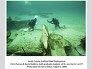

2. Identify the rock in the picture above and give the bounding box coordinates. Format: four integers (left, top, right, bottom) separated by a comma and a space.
41, 24, 74, 56
74, 37, 86, 56
7, 30, 43, 56
80, 37, 86, 51
41, 24, 49, 50
7, 31, 11, 39
64, 46, 80, 56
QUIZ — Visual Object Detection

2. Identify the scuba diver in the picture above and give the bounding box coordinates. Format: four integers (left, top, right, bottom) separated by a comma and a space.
28, 16, 38, 31
47, 18, 61, 29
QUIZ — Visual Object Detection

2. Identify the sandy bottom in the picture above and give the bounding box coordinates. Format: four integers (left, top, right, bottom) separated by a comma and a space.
7, 12, 86, 56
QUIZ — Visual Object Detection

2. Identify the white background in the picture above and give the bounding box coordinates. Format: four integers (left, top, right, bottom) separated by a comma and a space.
0, 0, 89, 69
5, 56, 87, 69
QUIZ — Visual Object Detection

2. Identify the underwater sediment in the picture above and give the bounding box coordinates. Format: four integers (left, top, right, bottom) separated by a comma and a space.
7, 22, 86, 56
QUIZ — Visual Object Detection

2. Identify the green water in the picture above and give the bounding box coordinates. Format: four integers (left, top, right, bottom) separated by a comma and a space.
7, 1, 86, 32
7, 1, 86, 56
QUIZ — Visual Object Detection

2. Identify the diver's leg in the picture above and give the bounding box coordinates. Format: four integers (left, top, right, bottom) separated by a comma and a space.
28, 26, 33, 31
28, 27, 31, 31
31, 26, 34, 31
58, 24, 61, 29
55, 25, 60, 29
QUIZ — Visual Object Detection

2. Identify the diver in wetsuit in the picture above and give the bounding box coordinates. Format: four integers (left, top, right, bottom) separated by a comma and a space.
47, 18, 61, 29
28, 18, 37, 31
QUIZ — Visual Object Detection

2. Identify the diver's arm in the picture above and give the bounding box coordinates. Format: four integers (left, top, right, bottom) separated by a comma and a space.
47, 20, 53, 24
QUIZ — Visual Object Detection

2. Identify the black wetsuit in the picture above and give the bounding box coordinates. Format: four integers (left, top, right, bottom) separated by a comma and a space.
28, 18, 37, 30
48, 18, 60, 29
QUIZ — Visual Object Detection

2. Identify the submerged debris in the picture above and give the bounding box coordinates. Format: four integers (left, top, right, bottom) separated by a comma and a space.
7, 24, 86, 56
81, 37, 86, 51
41, 24, 81, 56
7, 31, 11, 39
7, 16, 16, 30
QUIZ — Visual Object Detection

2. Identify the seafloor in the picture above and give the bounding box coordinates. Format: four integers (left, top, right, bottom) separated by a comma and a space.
7, 12, 86, 56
